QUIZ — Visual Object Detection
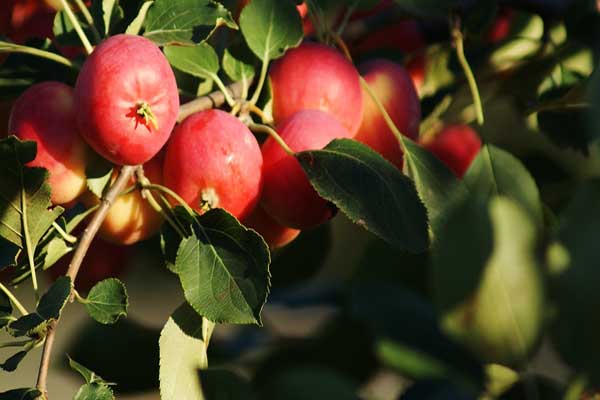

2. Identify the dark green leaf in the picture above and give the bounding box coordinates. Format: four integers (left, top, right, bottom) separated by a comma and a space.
402, 136, 466, 235
200, 369, 255, 400
143, 0, 237, 46
0, 136, 64, 250
433, 197, 544, 367
83, 278, 128, 325
68, 356, 111, 385
0, 388, 41, 400
258, 366, 359, 400
164, 43, 219, 80
159, 303, 209, 400
8, 276, 72, 337
0, 351, 27, 372
239, 0, 303, 60
297, 139, 429, 253
74, 383, 115, 400
464, 145, 543, 228
173, 208, 270, 325
550, 180, 600, 381
0, 290, 12, 329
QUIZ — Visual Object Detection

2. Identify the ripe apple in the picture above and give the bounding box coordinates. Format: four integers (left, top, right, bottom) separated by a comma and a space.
163, 109, 263, 221
8, 81, 89, 205
81, 152, 165, 245
242, 205, 300, 249
0, 0, 55, 44
420, 124, 482, 178
485, 8, 515, 43
354, 59, 421, 169
269, 42, 364, 135
350, 20, 426, 91
47, 236, 132, 293
261, 109, 353, 229
74, 34, 179, 166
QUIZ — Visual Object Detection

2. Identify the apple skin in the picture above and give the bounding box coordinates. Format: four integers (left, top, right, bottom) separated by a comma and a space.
163, 109, 263, 221
242, 205, 300, 249
354, 59, 421, 169
350, 20, 426, 91
82, 152, 165, 245
8, 82, 89, 205
74, 34, 179, 166
0, 0, 55, 44
261, 110, 353, 229
420, 124, 482, 178
269, 42, 364, 135
485, 8, 515, 43
47, 237, 132, 293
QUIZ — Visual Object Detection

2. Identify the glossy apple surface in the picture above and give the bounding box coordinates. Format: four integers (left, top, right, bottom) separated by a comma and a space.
243, 205, 300, 249
163, 109, 263, 221
74, 34, 179, 166
261, 110, 353, 229
354, 59, 421, 169
269, 42, 364, 135
8, 82, 88, 205
420, 124, 482, 178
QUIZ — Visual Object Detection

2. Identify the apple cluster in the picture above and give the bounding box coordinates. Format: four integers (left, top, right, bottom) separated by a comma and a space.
1, 0, 504, 287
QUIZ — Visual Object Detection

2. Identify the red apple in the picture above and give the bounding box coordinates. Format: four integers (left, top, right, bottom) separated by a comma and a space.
350, 20, 426, 91
243, 205, 300, 249
47, 237, 132, 293
81, 152, 165, 245
163, 109, 263, 221
354, 59, 421, 169
261, 110, 353, 229
420, 124, 482, 178
269, 42, 364, 135
74, 34, 179, 166
1, 0, 55, 44
485, 8, 515, 43
8, 82, 89, 205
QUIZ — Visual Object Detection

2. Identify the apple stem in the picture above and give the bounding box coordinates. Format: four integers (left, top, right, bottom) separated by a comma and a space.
21, 177, 39, 302
451, 16, 485, 126
136, 101, 160, 130
247, 103, 272, 125
359, 76, 407, 153
332, 33, 353, 62
334, 2, 356, 37
178, 80, 250, 123
59, 0, 94, 55
249, 56, 270, 106
0, 282, 28, 316
72, 0, 101, 43
51, 221, 78, 244
249, 123, 294, 156
141, 182, 196, 217
210, 74, 237, 107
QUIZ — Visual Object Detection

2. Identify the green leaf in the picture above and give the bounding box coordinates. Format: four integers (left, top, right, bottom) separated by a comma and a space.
222, 48, 255, 84
101, 0, 118, 36
239, 0, 303, 61
159, 303, 209, 400
53, 9, 94, 47
550, 180, 600, 381
0, 351, 27, 372
74, 383, 115, 400
297, 139, 429, 253
199, 369, 255, 400
8, 276, 72, 337
125, 1, 154, 35
86, 155, 113, 199
173, 209, 271, 325
83, 278, 128, 325
258, 366, 359, 400
0, 388, 41, 400
464, 145, 543, 228
164, 43, 219, 81
401, 137, 466, 235
68, 356, 111, 385
0, 136, 64, 250
433, 197, 544, 367
0, 290, 12, 329
143, 0, 237, 46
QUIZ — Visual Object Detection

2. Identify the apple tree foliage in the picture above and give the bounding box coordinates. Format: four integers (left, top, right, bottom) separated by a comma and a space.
1, 0, 600, 399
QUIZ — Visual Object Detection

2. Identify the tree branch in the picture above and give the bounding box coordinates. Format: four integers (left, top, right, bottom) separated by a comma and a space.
35, 165, 136, 398
178, 80, 248, 123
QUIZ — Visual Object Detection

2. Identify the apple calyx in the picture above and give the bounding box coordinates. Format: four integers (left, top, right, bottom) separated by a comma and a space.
135, 101, 159, 130
199, 187, 219, 213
